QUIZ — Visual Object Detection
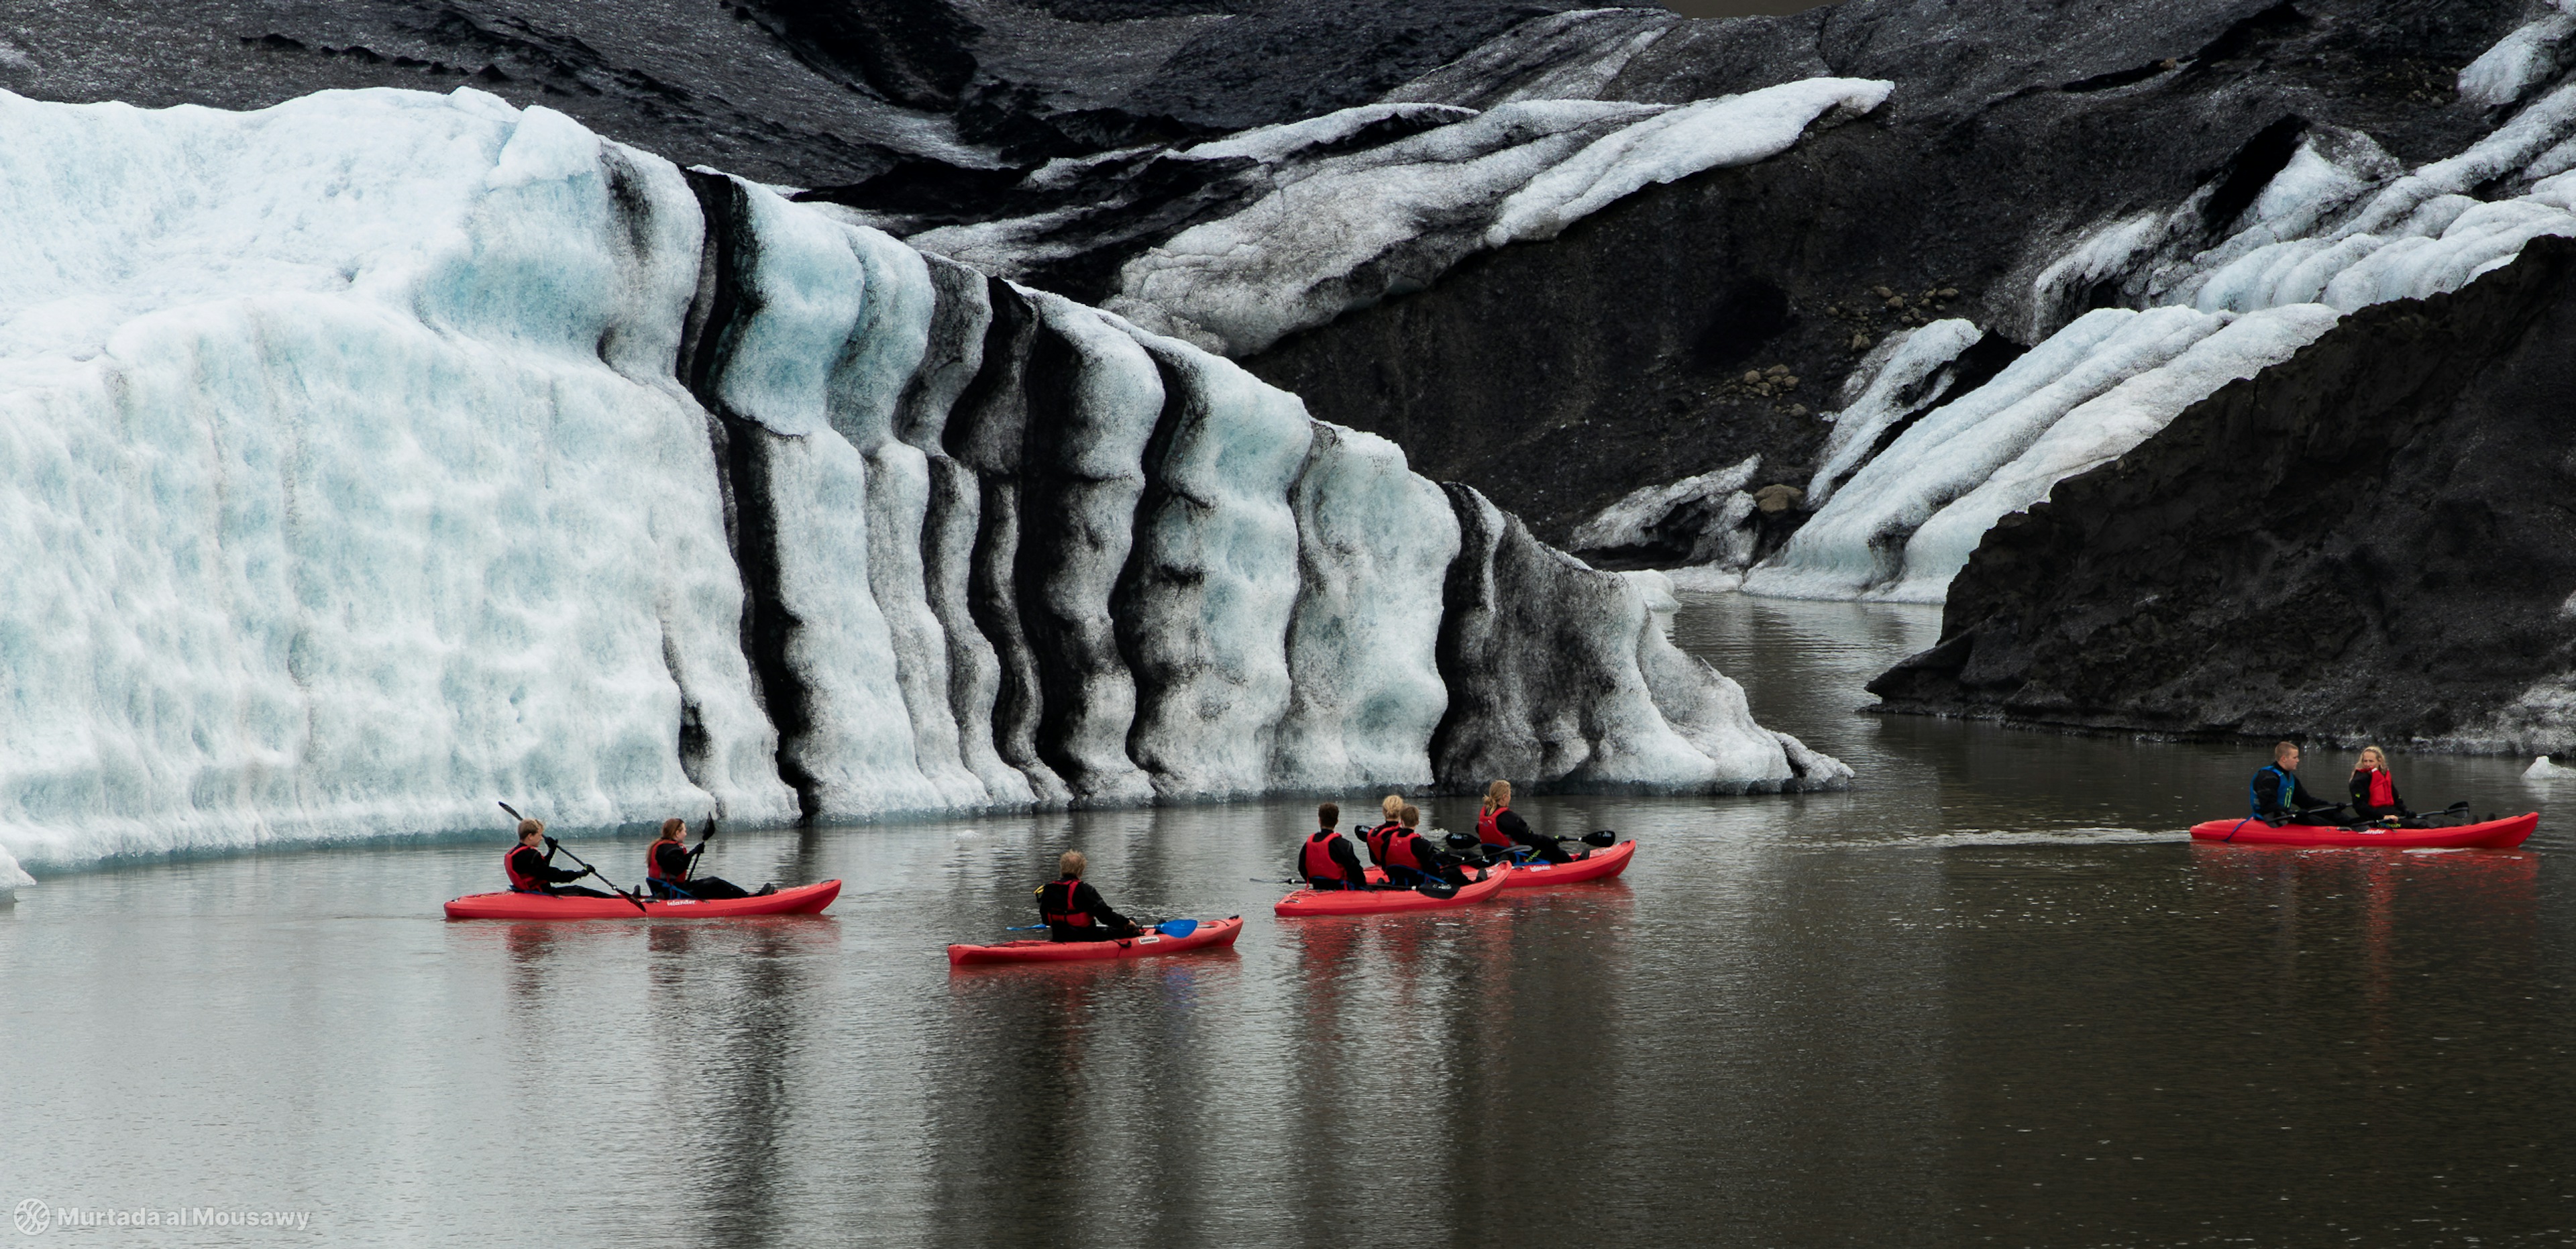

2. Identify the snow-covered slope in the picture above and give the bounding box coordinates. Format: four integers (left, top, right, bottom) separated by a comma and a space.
0, 87, 1839, 870
1731, 9, 2576, 604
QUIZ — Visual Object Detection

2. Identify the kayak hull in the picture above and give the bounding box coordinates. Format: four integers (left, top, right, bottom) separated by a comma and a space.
443, 879, 841, 920
947, 916, 1244, 965
1363, 840, 1636, 889
2186, 813, 2536, 849
1276, 865, 1510, 916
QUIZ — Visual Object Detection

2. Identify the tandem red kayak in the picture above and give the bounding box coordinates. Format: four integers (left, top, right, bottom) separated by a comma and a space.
2187, 813, 2537, 849
1364, 840, 1638, 889
1275, 865, 1510, 916
947, 916, 1245, 965
443, 880, 842, 920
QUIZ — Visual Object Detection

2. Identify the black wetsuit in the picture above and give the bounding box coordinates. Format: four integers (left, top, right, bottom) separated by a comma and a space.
508, 845, 614, 898
645, 840, 752, 900
1493, 808, 1574, 863
1036, 877, 1141, 942
1298, 829, 1369, 890
2349, 768, 2412, 823
2249, 763, 2341, 825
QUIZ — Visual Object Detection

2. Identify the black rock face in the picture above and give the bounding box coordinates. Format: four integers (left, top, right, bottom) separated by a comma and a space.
1242, 0, 2524, 541
1867, 235, 2576, 751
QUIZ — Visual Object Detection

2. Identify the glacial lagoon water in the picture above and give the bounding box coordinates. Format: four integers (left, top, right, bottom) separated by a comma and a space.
5, 592, 2571, 1247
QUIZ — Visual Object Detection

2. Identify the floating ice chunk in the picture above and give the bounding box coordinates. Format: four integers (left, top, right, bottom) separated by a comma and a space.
2526, 755, 2565, 779
1808, 319, 1984, 505
1880, 304, 2341, 602
0, 842, 30, 900
1486, 77, 1894, 246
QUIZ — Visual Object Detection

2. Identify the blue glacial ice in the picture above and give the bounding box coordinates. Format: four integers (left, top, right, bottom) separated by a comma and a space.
0, 87, 1841, 869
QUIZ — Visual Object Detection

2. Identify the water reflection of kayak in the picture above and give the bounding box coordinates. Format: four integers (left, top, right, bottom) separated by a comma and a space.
1276, 865, 1511, 916
2187, 814, 2536, 849
443, 880, 842, 919
947, 916, 1244, 965
1364, 840, 1638, 889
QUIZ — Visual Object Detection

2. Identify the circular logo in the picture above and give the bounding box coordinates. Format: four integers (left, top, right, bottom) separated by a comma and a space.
11, 1199, 50, 1236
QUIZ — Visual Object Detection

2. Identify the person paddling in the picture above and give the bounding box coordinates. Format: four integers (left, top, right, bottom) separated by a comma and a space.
1363, 794, 1406, 868
2249, 741, 2344, 826
2348, 745, 2414, 826
1380, 804, 1473, 889
1298, 802, 1369, 891
1479, 779, 1575, 864
504, 820, 618, 898
1036, 850, 1144, 942
643, 818, 767, 900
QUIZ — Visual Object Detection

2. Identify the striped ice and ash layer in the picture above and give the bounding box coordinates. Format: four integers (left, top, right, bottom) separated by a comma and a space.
0, 88, 1840, 870
906, 77, 1892, 358
1737, 10, 2576, 605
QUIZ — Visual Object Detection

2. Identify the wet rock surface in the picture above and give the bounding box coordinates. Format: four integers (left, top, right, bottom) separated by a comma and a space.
1868, 235, 2576, 752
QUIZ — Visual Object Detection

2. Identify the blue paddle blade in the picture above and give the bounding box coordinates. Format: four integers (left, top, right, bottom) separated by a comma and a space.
1156, 919, 1198, 938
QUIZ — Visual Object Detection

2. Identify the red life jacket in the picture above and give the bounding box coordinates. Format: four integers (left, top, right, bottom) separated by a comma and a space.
1040, 879, 1092, 928
645, 840, 685, 881
1382, 829, 1427, 873
2365, 768, 2396, 807
1366, 821, 1402, 863
504, 844, 545, 891
1301, 830, 1351, 883
1477, 806, 1510, 847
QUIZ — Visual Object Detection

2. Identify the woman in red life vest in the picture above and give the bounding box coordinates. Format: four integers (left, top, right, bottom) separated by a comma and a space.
503, 820, 616, 897
1364, 794, 1405, 867
1299, 802, 1368, 890
1381, 804, 1472, 889
1036, 850, 1142, 942
1479, 779, 1574, 864
641, 818, 767, 901
2348, 745, 2414, 825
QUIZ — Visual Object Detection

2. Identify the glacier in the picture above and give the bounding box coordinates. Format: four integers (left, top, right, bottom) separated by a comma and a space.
1731, 9, 2576, 604
0, 87, 1841, 870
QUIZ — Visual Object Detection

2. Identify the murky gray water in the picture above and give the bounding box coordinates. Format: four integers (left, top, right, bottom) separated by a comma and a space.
6, 592, 2571, 1247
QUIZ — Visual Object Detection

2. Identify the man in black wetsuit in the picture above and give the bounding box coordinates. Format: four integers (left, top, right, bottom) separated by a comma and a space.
2249, 741, 2345, 826
1298, 802, 1369, 890
1379, 805, 1474, 888
1036, 850, 1142, 942
503, 820, 616, 897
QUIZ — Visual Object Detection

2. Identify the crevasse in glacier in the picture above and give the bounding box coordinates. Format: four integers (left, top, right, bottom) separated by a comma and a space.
0, 87, 1840, 869
1735, 9, 2576, 604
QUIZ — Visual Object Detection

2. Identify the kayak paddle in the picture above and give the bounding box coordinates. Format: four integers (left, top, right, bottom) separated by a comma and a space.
684, 814, 716, 881
498, 800, 649, 915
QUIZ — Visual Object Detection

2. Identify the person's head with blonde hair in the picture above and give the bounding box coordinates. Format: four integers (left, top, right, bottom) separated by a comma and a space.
1483, 779, 1511, 811
1381, 794, 1404, 821
1059, 850, 1087, 879
2355, 745, 2388, 772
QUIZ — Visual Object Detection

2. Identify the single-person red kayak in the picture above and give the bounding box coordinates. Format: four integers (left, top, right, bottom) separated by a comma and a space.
1276, 865, 1510, 916
2187, 813, 2536, 849
947, 916, 1244, 965
443, 880, 842, 920
1363, 840, 1637, 889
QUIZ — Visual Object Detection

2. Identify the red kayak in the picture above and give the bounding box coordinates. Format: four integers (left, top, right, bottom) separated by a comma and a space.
1364, 840, 1637, 889
2187, 813, 2536, 849
443, 880, 841, 920
1276, 865, 1510, 916
947, 916, 1244, 965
